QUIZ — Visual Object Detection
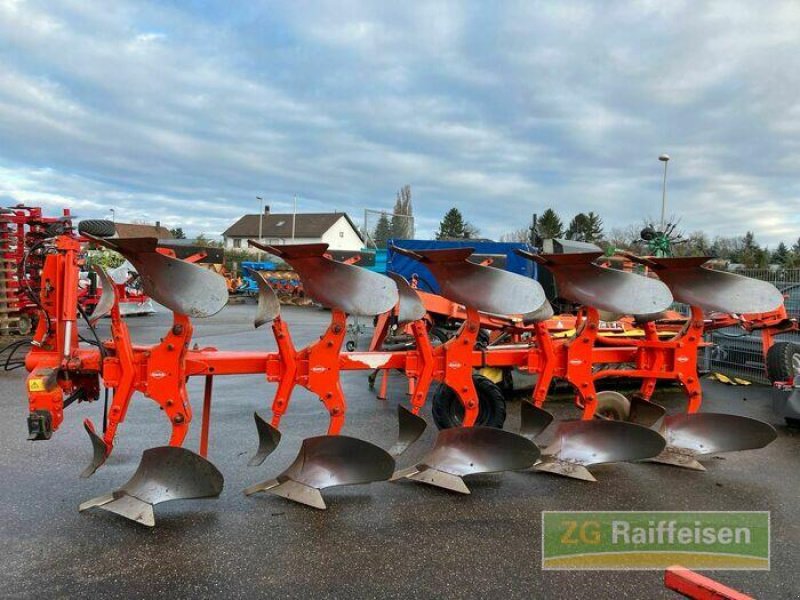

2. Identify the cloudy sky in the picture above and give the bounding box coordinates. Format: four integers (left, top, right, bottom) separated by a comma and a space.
1, 1, 799, 245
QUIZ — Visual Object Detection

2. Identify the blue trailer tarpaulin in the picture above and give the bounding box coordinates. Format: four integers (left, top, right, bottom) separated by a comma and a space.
386, 239, 538, 294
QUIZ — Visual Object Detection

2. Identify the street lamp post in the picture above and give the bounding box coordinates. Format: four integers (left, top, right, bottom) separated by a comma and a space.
658, 154, 670, 231
292, 195, 297, 240
256, 196, 263, 261
109, 208, 115, 223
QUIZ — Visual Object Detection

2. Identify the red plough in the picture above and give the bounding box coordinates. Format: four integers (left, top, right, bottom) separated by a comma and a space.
20, 222, 780, 525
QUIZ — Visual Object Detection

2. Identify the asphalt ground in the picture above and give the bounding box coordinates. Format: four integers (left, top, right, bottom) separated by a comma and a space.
1, 304, 798, 599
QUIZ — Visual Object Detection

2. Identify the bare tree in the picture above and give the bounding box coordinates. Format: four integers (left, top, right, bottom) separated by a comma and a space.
606, 224, 644, 250
391, 185, 414, 239
500, 228, 529, 243
673, 231, 711, 257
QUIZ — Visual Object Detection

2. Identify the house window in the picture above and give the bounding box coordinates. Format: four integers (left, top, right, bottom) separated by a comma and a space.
233, 238, 241, 248
339, 231, 344, 237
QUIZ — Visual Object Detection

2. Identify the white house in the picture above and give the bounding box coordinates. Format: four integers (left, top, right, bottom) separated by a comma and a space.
222, 208, 364, 252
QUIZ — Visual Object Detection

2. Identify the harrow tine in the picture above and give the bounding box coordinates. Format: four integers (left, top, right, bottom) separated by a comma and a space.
535, 420, 667, 482
248, 412, 282, 467
643, 256, 784, 314
391, 427, 540, 494
388, 405, 428, 456
244, 436, 395, 509
516, 250, 673, 316
392, 246, 547, 316
80, 419, 108, 478
85, 235, 228, 318
251, 271, 281, 328
89, 265, 115, 324
79, 446, 223, 526
249, 241, 398, 316
649, 413, 777, 471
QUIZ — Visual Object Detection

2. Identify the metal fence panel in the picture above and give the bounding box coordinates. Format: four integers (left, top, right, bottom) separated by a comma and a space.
702, 269, 800, 384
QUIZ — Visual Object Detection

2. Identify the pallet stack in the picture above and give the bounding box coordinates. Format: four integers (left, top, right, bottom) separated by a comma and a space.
0, 208, 21, 336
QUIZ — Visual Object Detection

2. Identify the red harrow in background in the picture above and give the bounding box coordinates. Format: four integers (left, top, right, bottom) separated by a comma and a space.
21, 223, 780, 526
0, 205, 164, 338
1, 205, 75, 335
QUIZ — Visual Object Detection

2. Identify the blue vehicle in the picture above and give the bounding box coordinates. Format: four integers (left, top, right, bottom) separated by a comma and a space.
238, 260, 278, 295
385, 239, 538, 292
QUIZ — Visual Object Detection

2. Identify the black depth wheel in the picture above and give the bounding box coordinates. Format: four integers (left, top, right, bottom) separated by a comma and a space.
766, 341, 800, 383
432, 374, 507, 430
78, 219, 116, 238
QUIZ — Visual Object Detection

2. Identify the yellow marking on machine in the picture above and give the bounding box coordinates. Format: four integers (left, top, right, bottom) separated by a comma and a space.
28, 378, 46, 392
478, 367, 504, 384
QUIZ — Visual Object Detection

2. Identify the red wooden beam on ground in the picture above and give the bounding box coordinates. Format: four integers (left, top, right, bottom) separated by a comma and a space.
664, 566, 754, 600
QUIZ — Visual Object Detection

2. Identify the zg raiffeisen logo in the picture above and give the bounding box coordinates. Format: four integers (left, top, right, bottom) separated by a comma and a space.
541, 511, 769, 570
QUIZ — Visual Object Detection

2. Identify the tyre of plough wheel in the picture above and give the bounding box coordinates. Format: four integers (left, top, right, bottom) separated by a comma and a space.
78, 219, 116, 238
766, 341, 800, 383
45, 222, 69, 237
17, 314, 33, 337
428, 325, 449, 347
432, 374, 506, 429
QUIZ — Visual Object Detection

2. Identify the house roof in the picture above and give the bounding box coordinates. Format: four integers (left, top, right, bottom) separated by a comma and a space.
223, 212, 362, 241
114, 222, 173, 239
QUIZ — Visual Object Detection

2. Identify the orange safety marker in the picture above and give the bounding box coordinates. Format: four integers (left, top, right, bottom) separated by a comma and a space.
664, 565, 754, 600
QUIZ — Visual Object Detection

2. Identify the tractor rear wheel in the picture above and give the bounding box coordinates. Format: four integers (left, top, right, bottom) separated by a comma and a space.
432, 374, 506, 430
766, 341, 800, 383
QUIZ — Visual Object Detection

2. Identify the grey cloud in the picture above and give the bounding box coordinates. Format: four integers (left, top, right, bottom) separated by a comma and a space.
0, 0, 798, 244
